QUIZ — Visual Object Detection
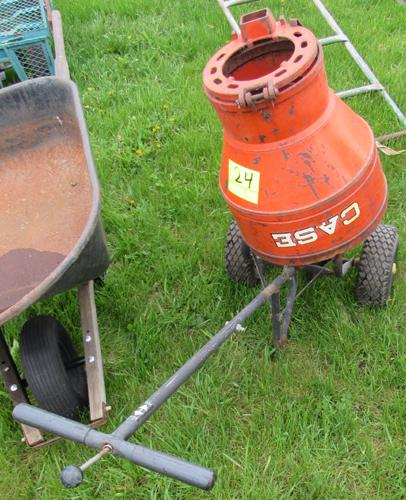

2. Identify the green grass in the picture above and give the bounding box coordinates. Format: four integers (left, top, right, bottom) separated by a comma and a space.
1, 0, 405, 498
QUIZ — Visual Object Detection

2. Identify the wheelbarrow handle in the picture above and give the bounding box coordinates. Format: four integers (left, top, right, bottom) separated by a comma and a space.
13, 404, 216, 490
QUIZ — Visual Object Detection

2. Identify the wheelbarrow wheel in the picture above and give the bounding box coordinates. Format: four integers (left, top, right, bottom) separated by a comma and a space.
356, 224, 399, 305
20, 315, 88, 418
225, 220, 264, 286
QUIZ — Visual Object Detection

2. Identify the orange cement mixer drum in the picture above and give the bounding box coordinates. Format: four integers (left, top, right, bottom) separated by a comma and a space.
203, 9, 387, 266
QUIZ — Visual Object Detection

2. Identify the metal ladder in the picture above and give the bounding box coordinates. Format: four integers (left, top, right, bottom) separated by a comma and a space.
217, 0, 406, 140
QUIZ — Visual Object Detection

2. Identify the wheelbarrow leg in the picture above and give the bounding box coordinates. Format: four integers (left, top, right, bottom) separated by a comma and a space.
0, 329, 44, 446
78, 281, 107, 424
0, 282, 108, 448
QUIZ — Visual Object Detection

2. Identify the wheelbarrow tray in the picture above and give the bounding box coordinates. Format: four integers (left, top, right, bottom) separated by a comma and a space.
0, 77, 109, 326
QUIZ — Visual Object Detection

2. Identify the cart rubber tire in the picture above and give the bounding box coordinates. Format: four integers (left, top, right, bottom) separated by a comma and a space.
20, 315, 88, 418
356, 224, 399, 305
225, 220, 263, 286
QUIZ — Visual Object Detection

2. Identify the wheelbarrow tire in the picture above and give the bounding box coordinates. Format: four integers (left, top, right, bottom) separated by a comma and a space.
356, 224, 399, 305
225, 220, 264, 286
20, 315, 88, 419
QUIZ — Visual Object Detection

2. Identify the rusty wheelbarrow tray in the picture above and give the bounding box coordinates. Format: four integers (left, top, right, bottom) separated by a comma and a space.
0, 76, 109, 447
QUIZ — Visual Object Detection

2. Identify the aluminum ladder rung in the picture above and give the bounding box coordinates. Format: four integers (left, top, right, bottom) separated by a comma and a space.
337, 83, 384, 99
319, 34, 348, 46
217, 0, 406, 132
312, 0, 406, 128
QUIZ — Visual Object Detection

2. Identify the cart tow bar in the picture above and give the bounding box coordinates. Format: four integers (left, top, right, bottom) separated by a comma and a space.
13, 267, 294, 490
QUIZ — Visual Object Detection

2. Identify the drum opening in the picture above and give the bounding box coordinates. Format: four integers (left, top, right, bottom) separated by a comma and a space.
223, 38, 295, 81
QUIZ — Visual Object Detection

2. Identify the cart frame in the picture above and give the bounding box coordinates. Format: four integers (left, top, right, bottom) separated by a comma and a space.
12, 257, 360, 488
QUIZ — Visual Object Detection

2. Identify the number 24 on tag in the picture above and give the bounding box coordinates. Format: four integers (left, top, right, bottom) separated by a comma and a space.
228, 159, 260, 204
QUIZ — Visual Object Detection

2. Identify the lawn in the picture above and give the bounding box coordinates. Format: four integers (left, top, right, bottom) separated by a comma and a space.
0, 0, 405, 498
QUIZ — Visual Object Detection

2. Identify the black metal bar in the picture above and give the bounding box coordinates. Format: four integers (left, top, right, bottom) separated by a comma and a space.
301, 264, 333, 276
333, 255, 344, 277
333, 256, 356, 277
65, 356, 86, 370
281, 271, 298, 342
113, 267, 294, 440
341, 258, 355, 276
271, 292, 282, 347
270, 270, 298, 347
252, 253, 268, 289
0, 328, 29, 406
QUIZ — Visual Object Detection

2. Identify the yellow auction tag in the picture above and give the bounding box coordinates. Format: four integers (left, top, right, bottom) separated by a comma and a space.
228, 159, 260, 204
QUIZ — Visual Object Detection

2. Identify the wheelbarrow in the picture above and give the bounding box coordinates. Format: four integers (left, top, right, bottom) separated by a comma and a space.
0, 75, 110, 446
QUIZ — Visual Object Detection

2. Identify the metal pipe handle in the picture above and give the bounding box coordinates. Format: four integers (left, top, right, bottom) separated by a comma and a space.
12, 269, 293, 490
13, 404, 216, 490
